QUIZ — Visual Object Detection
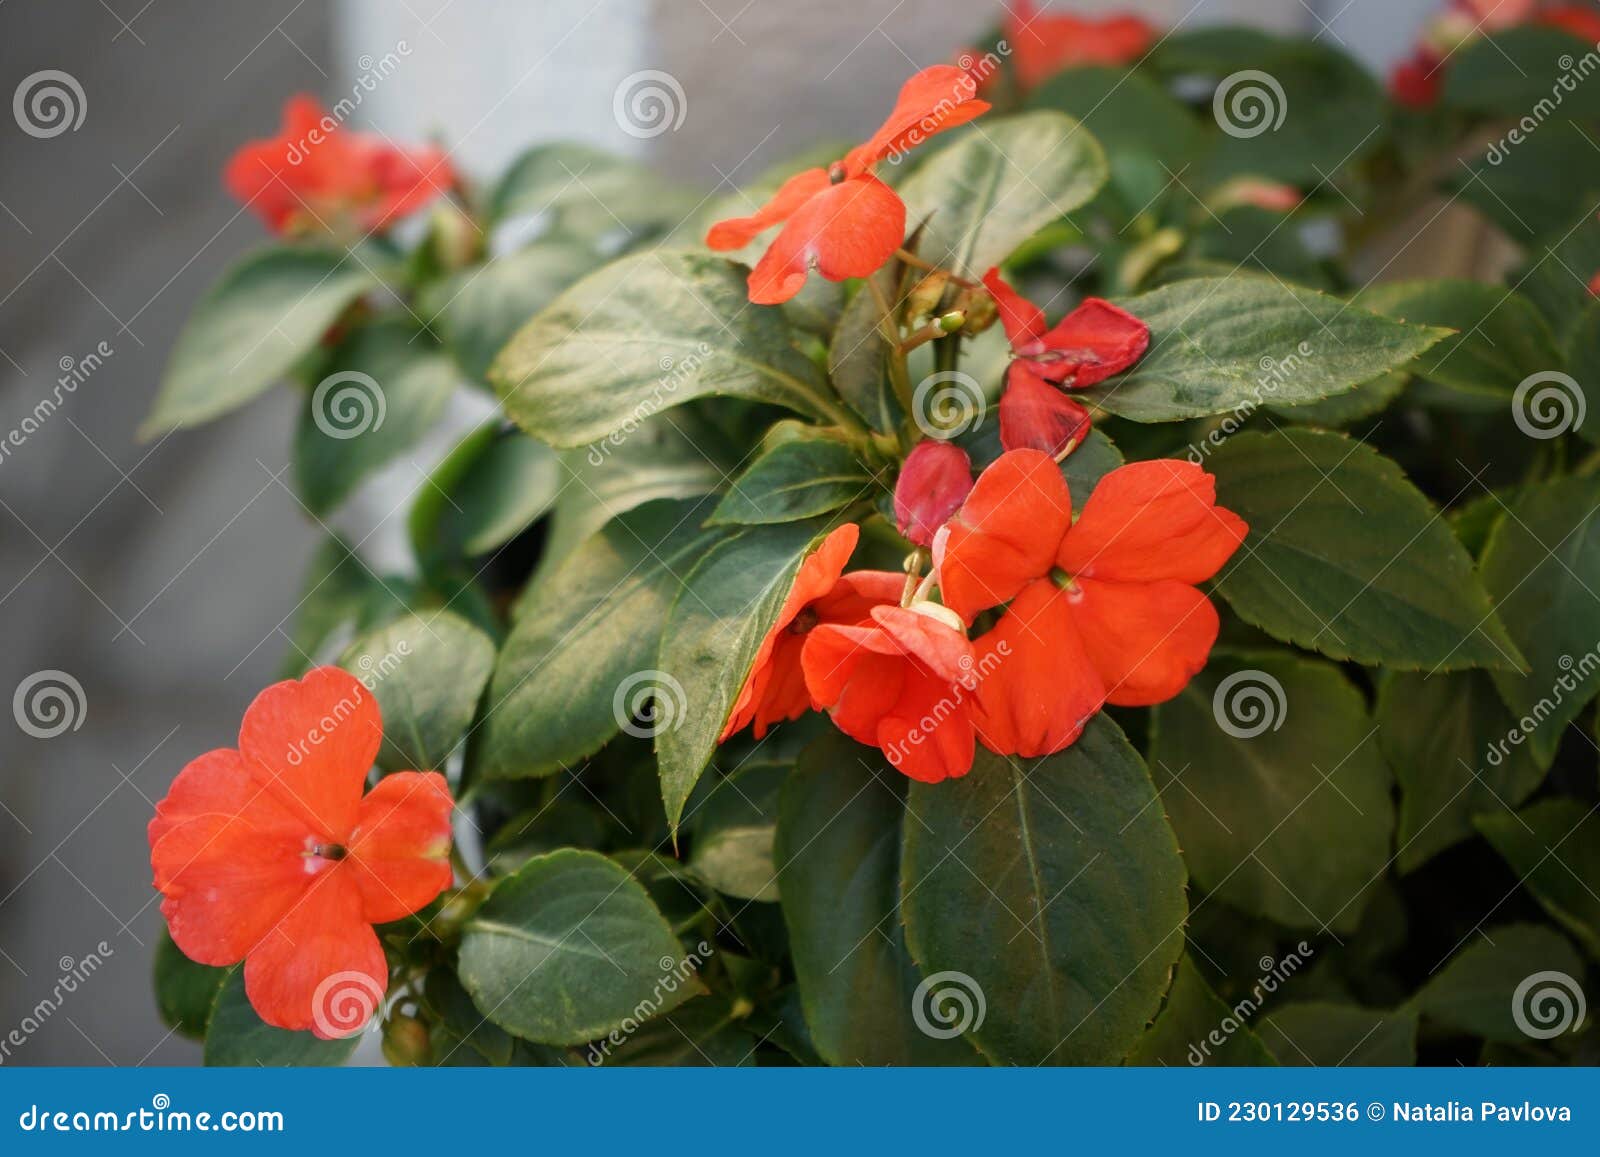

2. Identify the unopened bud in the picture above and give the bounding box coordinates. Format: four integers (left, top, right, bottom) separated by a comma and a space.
905, 271, 952, 323
894, 440, 974, 548
382, 1012, 433, 1067
959, 289, 999, 335
937, 310, 965, 333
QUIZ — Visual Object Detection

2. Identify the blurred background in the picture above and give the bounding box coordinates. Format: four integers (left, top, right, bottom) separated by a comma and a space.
0, 0, 1435, 1064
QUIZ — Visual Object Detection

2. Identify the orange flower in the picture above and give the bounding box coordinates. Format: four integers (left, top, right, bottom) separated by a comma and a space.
802, 602, 978, 782
938, 451, 1246, 756
225, 95, 455, 236
720, 524, 903, 740
1540, 3, 1600, 40
1006, 0, 1156, 90
706, 65, 989, 304
149, 667, 453, 1037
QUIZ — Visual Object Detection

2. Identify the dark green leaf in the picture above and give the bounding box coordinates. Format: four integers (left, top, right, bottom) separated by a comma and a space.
490, 143, 698, 239
1258, 1002, 1418, 1065
901, 717, 1187, 1064
1150, 650, 1394, 933
1409, 923, 1587, 1042
154, 931, 227, 1041
690, 761, 789, 902
203, 969, 359, 1066
775, 732, 981, 1065
1478, 799, 1600, 961
1127, 955, 1278, 1066
1269, 370, 1405, 426
1443, 26, 1600, 118
457, 849, 703, 1045
1027, 66, 1205, 170
1209, 429, 1524, 671
591, 995, 754, 1066
1451, 118, 1600, 243
710, 437, 876, 526
409, 425, 561, 573
1084, 277, 1449, 422
142, 247, 377, 437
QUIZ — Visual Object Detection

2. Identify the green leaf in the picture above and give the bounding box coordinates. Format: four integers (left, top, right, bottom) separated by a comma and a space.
1083, 276, 1449, 422
457, 848, 703, 1045
1451, 118, 1600, 243
1356, 280, 1560, 398
1150, 650, 1394, 933
774, 732, 981, 1065
1409, 924, 1587, 1043
1257, 1002, 1418, 1065
1379, 670, 1552, 874
424, 968, 515, 1066
1443, 26, 1600, 118
689, 761, 789, 902
478, 498, 725, 780
423, 239, 595, 382
1127, 955, 1278, 1066
1480, 475, 1600, 762
338, 610, 494, 773
154, 930, 227, 1041
278, 537, 404, 675
901, 717, 1187, 1065
1269, 370, 1405, 426
1564, 301, 1600, 445
1209, 429, 1524, 671
592, 996, 755, 1066
710, 437, 876, 526
490, 143, 698, 239
203, 969, 358, 1067
656, 519, 831, 832
1027, 66, 1205, 170
293, 320, 458, 516
142, 247, 378, 438
899, 110, 1109, 276
828, 259, 907, 434
1478, 799, 1600, 961
491, 251, 848, 447
409, 425, 561, 574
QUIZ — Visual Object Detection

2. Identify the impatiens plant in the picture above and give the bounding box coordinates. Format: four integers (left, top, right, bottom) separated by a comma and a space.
145, 3, 1600, 1067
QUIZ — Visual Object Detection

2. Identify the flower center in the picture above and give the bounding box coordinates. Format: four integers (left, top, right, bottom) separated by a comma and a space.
310, 842, 349, 861
827, 162, 846, 185
1049, 567, 1080, 594
790, 606, 820, 634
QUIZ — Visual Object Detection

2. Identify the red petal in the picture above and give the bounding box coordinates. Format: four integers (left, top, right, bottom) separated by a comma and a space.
981, 267, 1046, 346
876, 672, 977, 782
151, 812, 311, 967
871, 605, 974, 684
1009, 3, 1154, 89
747, 176, 905, 304
999, 364, 1093, 457
1057, 459, 1248, 585
844, 65, 991, 174
243, 871, 386, 1038
721, 524, 860, 741
1069, 578, 1220, 707
238, 666, 382, 840
347, 772, 454, 925
894, 441, 974, 547
148, 747, 299, 849
971, 580, 1104, 757
938, 449, 1072, 622
705, 167, 831, 251
1027, 298, 1150, 388
1540, 5, 1600, 41
801, 623, 905, 743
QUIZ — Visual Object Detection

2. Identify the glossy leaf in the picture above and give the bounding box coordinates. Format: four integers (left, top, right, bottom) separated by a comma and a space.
690, 761, 789, 903
409, 425, 561, 573
710, 437, 876, 526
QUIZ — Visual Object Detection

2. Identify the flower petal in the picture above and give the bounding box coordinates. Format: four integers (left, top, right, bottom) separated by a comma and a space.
148, 747, 300, 849
1069, 578, 1220, 707
1028, 298, 1150, 388
999, 363, 1093, 457
1057, 459, 1248, 585
705, 167, 831, 251
802, 623, 906, 744
243, 871, 385, 1037
238, 666, 382, 840
938, 449, 1072, 622
876, 673, 977, 783
971, 580, 1104, 757
844, 65, 991, 173
1008, 1, 1155, 89
747, 176, 905, 304
894, 440, 974, 547
981, 267, 1046, 346
347, 771, 454, 925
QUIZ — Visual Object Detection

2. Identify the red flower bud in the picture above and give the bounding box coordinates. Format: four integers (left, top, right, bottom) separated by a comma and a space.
894, 441, 974, 547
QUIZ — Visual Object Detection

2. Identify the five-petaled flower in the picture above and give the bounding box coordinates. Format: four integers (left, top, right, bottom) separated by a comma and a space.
721, 524, 904, 741
225, 95, 455, 236
982, 267, 1150, 456
937, 451, 1247, 757
149, 666, 453, 1037
705, 65, 989, 304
